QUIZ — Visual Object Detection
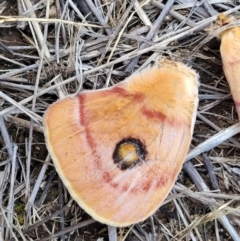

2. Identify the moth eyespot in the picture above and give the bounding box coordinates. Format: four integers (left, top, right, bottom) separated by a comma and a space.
112, 138, 147, 170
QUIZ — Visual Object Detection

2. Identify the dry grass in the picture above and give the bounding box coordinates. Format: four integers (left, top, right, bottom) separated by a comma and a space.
0, 0, 240, 240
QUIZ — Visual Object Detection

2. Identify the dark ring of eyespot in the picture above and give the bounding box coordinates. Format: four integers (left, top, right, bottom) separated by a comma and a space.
112, 137, 147, 170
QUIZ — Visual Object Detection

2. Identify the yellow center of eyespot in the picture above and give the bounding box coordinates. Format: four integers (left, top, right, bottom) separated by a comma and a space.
117, 143, 139, 166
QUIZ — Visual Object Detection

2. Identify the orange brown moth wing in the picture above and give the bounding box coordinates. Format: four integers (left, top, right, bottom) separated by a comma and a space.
219, 14, 240, 120
43, 59, 199, 227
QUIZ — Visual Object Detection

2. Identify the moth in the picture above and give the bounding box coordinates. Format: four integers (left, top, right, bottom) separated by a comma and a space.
218, 14, 240, 120
43, 59, 199, 227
